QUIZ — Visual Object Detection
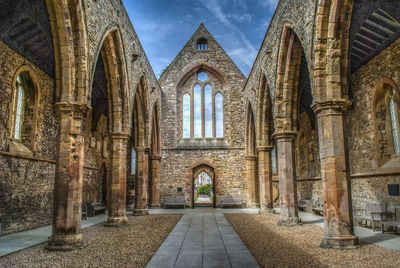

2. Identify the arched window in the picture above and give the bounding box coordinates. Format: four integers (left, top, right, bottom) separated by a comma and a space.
271, 146, 277, 174
197, 38, 208, 51
131, 148, 136, 175
13, 75, 24, 139
374, 79, 400, 164
182, 71, 224, 139
194, 84, 202, 138
204, 84, 212, 138
183, 93, 191, 138
215, 93, 224, 138
10, 70, 37, 154
389, 91, 400, 155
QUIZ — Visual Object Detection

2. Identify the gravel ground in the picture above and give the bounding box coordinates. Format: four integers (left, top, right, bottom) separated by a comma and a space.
0, 214, 181, 268
225, 213, 400, 268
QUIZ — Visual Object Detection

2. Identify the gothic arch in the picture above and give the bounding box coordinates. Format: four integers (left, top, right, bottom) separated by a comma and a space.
176, 62, 229, 90
274, 23, 306, 133
188, 161, 217, 208
46, 0, 88, 103
92, 28, 129, 134
246, 102, 258, 207
257, 74, 273, 147
149, 101, 161, 207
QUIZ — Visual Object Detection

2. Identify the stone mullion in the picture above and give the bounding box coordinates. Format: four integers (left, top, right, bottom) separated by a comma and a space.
106, 133, 129, 226
246, 155, 258, 208
150, 155, 161, 208
273, 132, 301, 226
212, 91, 216, 138
313, 101, 359, 249
133, 147, 149, 215
47, 103, 89, 250
257, 146, 274, 214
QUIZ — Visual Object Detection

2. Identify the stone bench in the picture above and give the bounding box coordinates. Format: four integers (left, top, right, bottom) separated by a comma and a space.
298, 199, 310, 212
88, 202, 107, 217
353, 202, 386, 232
221, 195, 242, 208
382, 206, 400, 234
164, 196, 186, 209
312, 201, 324, 215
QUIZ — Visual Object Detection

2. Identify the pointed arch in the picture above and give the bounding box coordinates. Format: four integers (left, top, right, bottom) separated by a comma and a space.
274, 23, 304, 133
149, 101, 162, 207
257, 75, 273, 147
46, 0, 88, 103
188, 161, 217, 208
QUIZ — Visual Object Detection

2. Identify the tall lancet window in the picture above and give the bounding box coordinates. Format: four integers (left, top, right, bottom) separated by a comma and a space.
183, 93, 191, 138
215, 93, 224, 138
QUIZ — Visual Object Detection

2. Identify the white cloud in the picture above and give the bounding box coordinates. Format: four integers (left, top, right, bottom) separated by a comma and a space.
233, 0, 247, 10
200, 0, 258, 70
258, 0, 279, 11
226, 13, 252, 23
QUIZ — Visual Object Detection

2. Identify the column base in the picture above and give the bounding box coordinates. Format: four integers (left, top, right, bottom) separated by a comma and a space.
133, 209, 149, 216
277, 217, 301, 227
149, 204, 160, 209
46, 233, 83, 251
259, 206, 275, 214
320, 234, 360, 249
104, 216, 128, 227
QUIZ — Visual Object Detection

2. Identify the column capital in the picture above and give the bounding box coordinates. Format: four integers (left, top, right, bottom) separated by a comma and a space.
150, 155, 162, 160
257, 146, 274, 152
109, 132, 130, 140
55, 102, 91, 115
245, 155, 257, 161
272, 131, 297, 142
311, 99, 351, 116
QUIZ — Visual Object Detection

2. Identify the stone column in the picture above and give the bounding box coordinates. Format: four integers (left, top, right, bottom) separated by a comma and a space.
246, 155, 258, 208
105, 133, 129, 226
313, 101, 359, 249
257, 146, 274, 214
133, 147, 149, 215
273, 132, 301, 226
47, 103, 89, 251
149, 155, 161, 208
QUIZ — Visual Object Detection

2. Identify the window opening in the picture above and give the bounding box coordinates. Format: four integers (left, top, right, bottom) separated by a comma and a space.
215, 93, 224, 138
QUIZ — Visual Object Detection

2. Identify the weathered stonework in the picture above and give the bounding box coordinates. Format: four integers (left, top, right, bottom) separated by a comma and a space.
159, 24, 247, 207
0, 41, 57, 235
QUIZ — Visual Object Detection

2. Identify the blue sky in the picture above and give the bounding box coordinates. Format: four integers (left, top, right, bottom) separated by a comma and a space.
122, 0, 279, 78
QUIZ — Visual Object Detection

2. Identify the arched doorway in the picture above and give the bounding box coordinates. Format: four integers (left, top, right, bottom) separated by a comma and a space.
190, 162, 217, 208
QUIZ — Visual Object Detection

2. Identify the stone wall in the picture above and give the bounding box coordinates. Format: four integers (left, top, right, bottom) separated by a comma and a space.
347, 38, 400, 211
0, 41, 57, 235
0, 0, 161, 235
159, 24, 248, 207
161, 149, 246, 207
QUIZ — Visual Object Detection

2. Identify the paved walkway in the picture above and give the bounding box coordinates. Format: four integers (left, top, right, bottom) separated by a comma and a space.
0, 214, 107, 257
147, 209, 259, 268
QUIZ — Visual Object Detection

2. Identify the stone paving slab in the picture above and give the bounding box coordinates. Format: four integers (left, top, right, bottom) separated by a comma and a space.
146, 209, 259, 268
0, 214, 107, 257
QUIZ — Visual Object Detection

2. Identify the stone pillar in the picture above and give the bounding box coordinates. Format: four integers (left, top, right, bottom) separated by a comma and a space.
273, 132, 301, 226
149, 155, 161, 208
246, 155, 258, 208
313, 101, 359, 249
105, 133, 129, 226
257, 146, 274, 214
133, 147, 149, 215
47, 103, 89, 251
